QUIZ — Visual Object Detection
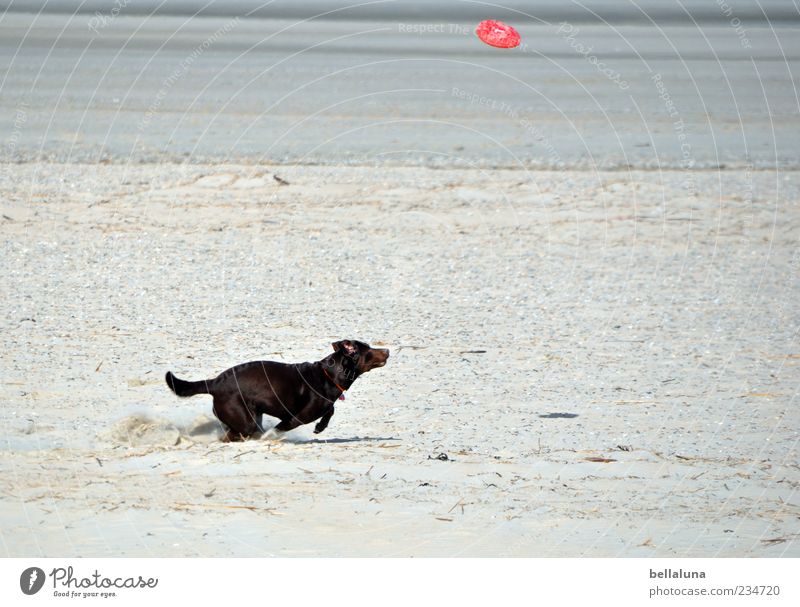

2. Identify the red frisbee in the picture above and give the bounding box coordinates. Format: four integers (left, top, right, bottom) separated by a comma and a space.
475, 20, 521, 49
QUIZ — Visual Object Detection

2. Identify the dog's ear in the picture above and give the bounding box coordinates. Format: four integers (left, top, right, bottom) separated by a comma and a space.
332, 340, 357, 356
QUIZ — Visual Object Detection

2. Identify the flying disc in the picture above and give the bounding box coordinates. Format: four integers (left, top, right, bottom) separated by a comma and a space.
475, 20, 520, 49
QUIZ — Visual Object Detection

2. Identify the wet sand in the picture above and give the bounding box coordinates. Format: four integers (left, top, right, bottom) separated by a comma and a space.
1, 12, 798, 169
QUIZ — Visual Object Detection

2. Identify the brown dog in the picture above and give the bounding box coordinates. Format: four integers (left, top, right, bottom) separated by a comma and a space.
165, 340, 389, 442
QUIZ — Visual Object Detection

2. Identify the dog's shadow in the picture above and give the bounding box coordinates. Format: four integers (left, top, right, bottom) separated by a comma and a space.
538, 412, 579, 419
282, 435, 400, 445
184, 416, 399, 445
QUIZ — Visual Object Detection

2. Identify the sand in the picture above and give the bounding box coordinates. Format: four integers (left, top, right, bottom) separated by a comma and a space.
1, 162, 798, 556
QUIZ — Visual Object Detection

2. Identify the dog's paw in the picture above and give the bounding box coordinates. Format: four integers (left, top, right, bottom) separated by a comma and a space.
262, 428, 285, 441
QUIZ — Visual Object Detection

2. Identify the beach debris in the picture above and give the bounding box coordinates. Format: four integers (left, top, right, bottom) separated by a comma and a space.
760, 537, 787, 545
394, 344, 427, 353
429, 452, 450, 461
126, 377, 160, 387
435, 517, 453, 522
95, 360, 103, 372
675, 454, 693, 461
233, 450, 256, 460
741, 392, 783, 398
173, 502, 280, 515
585, 456, 617, 463
418, 482, 433, 487
195, 173, 237, 188
448, 499, 467, 514
273, 174, 290, 186
475, 20, 521, 49
204, 488, 216, 498
616, 444, 632, 451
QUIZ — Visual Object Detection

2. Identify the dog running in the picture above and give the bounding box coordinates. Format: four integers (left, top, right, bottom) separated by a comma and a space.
165, 340, 389, 442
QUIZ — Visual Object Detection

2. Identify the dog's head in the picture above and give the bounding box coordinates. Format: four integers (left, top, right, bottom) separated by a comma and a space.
330, 339, 389, 378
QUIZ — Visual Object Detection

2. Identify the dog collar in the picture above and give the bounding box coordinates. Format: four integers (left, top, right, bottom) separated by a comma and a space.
322, 367, 347, 400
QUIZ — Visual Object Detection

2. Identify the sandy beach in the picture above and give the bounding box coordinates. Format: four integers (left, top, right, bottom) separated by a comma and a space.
1, 2, 799, 558
1, 162, 797, 556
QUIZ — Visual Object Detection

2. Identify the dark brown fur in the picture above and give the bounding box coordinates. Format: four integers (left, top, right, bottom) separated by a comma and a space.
165, 340, 389, 442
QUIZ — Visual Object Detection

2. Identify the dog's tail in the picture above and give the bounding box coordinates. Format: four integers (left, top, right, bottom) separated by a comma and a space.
165, 371, 211, 397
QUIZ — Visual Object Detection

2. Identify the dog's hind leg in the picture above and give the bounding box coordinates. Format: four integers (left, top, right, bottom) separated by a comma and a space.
213, 394, 259, 441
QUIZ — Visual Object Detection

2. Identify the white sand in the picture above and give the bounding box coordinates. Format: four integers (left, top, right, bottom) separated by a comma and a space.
1, 163, 798, 556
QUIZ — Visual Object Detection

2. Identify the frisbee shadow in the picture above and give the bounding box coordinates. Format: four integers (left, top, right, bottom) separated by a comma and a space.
282, 435, 401, 445
538, 412, 579, 419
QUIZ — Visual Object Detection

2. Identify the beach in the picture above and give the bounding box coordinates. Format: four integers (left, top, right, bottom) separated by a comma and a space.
0, 5, 798, 557
1, 162, 798, 556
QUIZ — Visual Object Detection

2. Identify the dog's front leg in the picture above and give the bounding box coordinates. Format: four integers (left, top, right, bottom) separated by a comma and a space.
314, 406, 335, 434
